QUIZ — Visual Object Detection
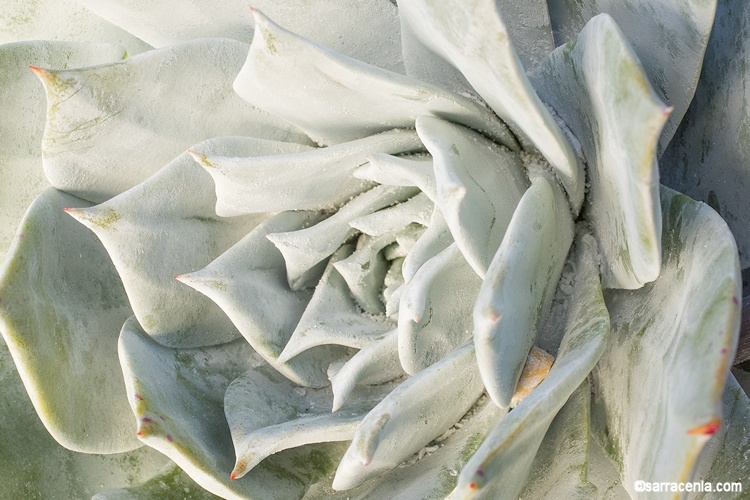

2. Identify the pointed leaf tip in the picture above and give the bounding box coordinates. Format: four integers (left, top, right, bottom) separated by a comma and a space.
687, 418, 722, 436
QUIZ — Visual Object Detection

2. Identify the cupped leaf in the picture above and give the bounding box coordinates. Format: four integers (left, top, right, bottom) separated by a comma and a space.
398, 243, 481, 374
76, 0, 403, 72
401, 205, 453, 283
195, 129, 422, 216
279, 244, 393, 363
454, 231, 608, 497
0, 41, 128, 265
267, 184, 419, 290
474, 174, 574, 409
178, 211, 343, 388
530, 13, 667, 290
546, 0, 716, 153
590, 187, 741, 495
234, 9, 517, 149
397, 0, 584, 211
119, 317, 347, 500
416, 115, 529, 278
661, 0, 750, 269
0, 188, 136, 453
353, 153, 437, 201
67, 138, 279, 348
225, 368, 387, 480
0, 0, 151, 54
332, 341, 486, 490
38, 38, 310, 203
349, 192, 432, 236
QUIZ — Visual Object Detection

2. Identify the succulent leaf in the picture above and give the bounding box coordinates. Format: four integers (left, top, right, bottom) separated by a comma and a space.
119, 317, 347, 499
456, 231, 608, 496
38, 38, 310, 203
531, 13, 667, 290
68, 138, 273, 348
234, 8, 517, 148
0, 188, 137, 452
0, 41, 127, 265
496, 0, 555, 70
92, 465, 221, 500
196, 129, 422, 216
398, 0, 584, 210
474, 174, 574, 409
591, 187, 741, 495
353, 153, 437, 201
546, 0, 716, 153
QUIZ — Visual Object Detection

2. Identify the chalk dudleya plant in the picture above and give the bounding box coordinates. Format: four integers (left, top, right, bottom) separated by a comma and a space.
0, 0, 749, 498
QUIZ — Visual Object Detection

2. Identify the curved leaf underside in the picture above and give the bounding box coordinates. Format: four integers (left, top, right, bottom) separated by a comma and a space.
591, 187, 741, 496
92, 464, 220, 500
0, 188, 136, 453
38, 38, 310, 203
234, 9, 517, 149
398, 0, 584, 211
0, 41, 127, 265
119, 317, 347, 500
546, 0, 716, 154
68, 137, 280, 348
531, 13, 667, 290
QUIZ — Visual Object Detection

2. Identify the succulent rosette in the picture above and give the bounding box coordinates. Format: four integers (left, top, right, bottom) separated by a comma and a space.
1, 0, 749, 498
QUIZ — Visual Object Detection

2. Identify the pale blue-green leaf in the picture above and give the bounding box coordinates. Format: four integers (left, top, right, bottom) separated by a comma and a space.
455, 232, 608, 496
92, 464, 220, 500
530, 13, 667, 290
279, 244, 393, 364
39, 38, 310, 203
661, 0, 750, 269
76, 0, 403, 71
225, 368, 388, 480
267, 185, 418, 290
0, 41, 127, 264
67, 138, 275, 348
332, 342, 486, 490
690, 374, 750, 498
398, 243, 481, 374
119, 317, 347, 500
330, 329, 405, 412
397, 0, 584, 210
497, 0, 555, 70
590, 187, 741, 496
474, 174, 574, 409
349, 192, 432, 236
234, 9, 517, 149
333, 233, 396, 315
196, 129, 420, 216
0, 0, 151, 53
353, 153, 437, 201
383, 258, 406, 317
0, 188, 136, 452
177, 211, 344, 389
400, 205, 453, 283
519, 381, 598, 499
546, 0, 716, 153
417, 115, 529, 278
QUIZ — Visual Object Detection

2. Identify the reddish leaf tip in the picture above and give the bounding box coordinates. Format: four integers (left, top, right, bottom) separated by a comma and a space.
688, 417, 722, 436
230, 472, 237, 481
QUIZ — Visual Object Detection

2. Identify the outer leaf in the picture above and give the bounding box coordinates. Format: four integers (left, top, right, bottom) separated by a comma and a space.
590, 187, 741, 496
397, 243, 481, 374
92, 465, 220, 500
224, 368, 386, 480
38, 38, 309, 203
195, 129, 422, 216
661, 0, 750, 269
0, 188, 136, 452
332, 342, 486, 490
530, 13, 667, 290
119, 317, 348, 500
0, 41, 127, 264
473, 174, 574, 409
0, 0, 151, 54
76, 0, 403, 72
234, 9, 517, 149
546, 0, 716, 153
178, 212, 344, 388
0, 324, 169, 498
416, 115, 528, 278
454, 231, 608, 497
67, 138, 279, 348
397, 0, 584, 211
